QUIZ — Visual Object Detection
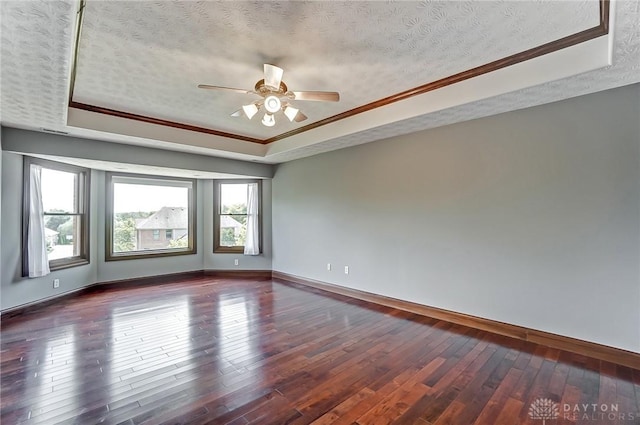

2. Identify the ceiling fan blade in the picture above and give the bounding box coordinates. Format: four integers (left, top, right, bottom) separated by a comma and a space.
294, 111, 308, 122
264, 64, 284, 90
198, 84, 255, 95
230, 109, 243, 117
291, 91, 340, 102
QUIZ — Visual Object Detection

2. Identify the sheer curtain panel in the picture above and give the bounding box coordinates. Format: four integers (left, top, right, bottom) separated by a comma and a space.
28, 164, 50, 277
244, 182, 260, 255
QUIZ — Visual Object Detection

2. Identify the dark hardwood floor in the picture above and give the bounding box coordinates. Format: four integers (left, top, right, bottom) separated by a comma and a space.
1, 276, 639, 425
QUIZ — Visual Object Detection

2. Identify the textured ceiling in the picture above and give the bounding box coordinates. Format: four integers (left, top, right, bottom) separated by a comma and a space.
71, 0, 598, 138
1, 1, 639, 166
267, 0, 640, 164
1, 1, 76, 130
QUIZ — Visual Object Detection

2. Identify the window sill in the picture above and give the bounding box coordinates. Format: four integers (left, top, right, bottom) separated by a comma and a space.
48, 257, 89, 272
106, 248, 196, 261
214, 246, 245, 254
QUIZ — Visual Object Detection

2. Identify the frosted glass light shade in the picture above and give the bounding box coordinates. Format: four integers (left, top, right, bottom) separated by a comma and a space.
242, 104, 259, 119
264, 95, 281, 113
261, 113, 275, 127
284, 106, 299, 122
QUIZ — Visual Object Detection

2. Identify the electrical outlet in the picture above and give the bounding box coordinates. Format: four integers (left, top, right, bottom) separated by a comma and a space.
344, 266, 349, 275
327, 263, 331, 271
53, 279, 60, 289
234, 259, 239, 266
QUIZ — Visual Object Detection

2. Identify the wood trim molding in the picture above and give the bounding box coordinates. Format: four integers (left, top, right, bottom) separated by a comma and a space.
204, 270, 272, 279
69, 0, 609, 145
22, 156, 91, 276
272, 271, 640, 370
0, 270, 270, 321
266, 6, 609, 144
213, 180, 264, 254
104, 172, 198, 261
5, 266, 635, 369
68, 101, 265, 144
0, 270, 206, 322
0, 285, 94, 322
92, 270, 205, 290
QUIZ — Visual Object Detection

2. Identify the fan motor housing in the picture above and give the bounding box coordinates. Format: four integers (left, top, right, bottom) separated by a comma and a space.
255, 79, 288, 95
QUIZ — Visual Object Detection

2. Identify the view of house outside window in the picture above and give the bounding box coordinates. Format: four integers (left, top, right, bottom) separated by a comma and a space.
112, 181, 190, 253
219, 183, 249, 247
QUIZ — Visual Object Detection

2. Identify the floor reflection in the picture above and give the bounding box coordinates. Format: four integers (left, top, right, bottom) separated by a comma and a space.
109, 296, 192, 404
3, 278, 636, 425
29, 325, 77, 421
215, 290, 265, 387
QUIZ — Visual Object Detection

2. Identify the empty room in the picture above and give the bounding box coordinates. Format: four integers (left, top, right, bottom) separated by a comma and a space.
1, 1, 639, 424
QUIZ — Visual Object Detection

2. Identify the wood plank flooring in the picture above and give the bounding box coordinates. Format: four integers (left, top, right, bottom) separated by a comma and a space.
1, 276, 639, 425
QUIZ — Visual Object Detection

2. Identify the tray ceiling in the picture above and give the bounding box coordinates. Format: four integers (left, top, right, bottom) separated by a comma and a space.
71, 1, 598, 140
1, 1, 639, 164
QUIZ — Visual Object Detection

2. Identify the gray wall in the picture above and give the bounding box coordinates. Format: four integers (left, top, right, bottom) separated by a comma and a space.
202, 179, 273, 271
94, 173, 206, 282
272, 84, 640, 353
1, 152, 99, 309
1, 130, 273, 310
1, 128, 273, 178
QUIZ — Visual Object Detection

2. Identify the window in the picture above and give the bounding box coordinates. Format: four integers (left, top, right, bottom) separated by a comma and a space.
106, 173, 196, 260
22, 157, 90, 274
214, 180, 261, 253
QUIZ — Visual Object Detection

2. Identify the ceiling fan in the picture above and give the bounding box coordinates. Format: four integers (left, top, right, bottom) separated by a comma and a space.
198, 64, 340, 127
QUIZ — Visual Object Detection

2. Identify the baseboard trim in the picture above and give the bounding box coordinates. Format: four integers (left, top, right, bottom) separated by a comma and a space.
93, 270, 206, 290
0, 285, 95, 321
272, 271, 640, 370
6, 269, 637, 369
204, 270, 273, 279
0, 270, 207, 321
0, 269, 271, 321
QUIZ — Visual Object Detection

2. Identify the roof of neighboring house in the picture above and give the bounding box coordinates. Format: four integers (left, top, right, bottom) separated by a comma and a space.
45, 228, 59, 237
221, 215, 243, 229
136, 207, 187, 230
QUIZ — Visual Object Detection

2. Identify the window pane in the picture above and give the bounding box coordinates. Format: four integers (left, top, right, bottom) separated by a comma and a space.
44, 215, 80, 260
214, 180, 260, 253
113, 182, 190, 253
41, 168, 77, 213
219, 184, 247, 248
23, 158, 90, 275
220, 214, 247, 247
220, 184, 247, 214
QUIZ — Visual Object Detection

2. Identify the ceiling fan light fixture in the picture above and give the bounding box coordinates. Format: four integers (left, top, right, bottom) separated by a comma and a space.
261, 113, 275, 127
284, 105, 299, 122
199, 63, 339, 129
264, 95, 281, 114
242, 103, 259, 119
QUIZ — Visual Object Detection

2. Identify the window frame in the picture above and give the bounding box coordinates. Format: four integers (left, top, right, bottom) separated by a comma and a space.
22, 157, 91, 275
105, 172, 197, 261
213, 179, 262, 254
